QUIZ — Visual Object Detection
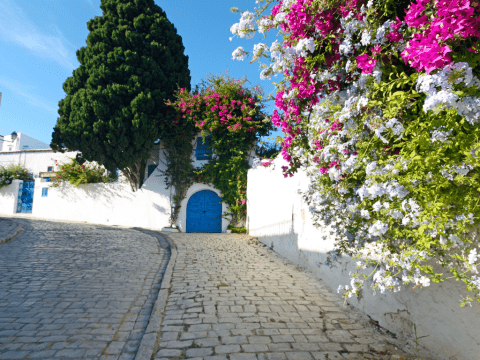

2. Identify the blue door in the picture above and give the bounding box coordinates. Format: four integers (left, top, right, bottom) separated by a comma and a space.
186, 190, 222, 233
16, 181, 35, 213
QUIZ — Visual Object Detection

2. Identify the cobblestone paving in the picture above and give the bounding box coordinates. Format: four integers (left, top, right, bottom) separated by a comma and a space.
155, 233, 411, 360
0, 218, 169, 360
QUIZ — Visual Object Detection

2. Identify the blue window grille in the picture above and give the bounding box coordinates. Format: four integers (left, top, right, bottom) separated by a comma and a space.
47, 166, 53, 172
147, 164, 157, 178
42, 188, 48, 197
195, 136, 212, 160
45, 177, 51, 182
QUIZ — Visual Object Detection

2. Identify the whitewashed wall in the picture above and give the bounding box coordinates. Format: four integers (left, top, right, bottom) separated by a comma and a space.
31, 164, 172, 230
0, 150, 79, 177
0, 180, 21, 215
247, 156, 480, 360
0, 144, 230, 232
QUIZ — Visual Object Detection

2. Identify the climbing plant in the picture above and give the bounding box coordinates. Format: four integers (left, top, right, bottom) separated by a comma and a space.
167, 74, 274, 227
155, 106, 197, 227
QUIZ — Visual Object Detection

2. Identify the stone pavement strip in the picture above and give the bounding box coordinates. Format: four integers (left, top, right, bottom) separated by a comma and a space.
153, 233, 413, 360
0, 217, 170, 360
0, 218, 23, 244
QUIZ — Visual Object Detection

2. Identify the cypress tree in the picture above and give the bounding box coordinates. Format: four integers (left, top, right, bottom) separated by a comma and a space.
51, 0, 190, 191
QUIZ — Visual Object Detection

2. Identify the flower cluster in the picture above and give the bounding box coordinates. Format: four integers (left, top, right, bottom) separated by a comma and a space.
0, 164, 31, 188
232, 0, 480, 306
169, 74, 274, 226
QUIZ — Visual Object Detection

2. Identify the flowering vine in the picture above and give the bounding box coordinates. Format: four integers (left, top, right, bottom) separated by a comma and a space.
231, 0, 480, 306
168, 74, 274, 227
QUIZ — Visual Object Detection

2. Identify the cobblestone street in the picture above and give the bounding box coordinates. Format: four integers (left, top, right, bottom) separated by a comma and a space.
155, 233, 411, 360
0, 219, 421, 360
0, 218, 169, 360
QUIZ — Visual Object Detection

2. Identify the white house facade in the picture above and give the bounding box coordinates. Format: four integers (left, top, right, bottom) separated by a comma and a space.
0, 132, 50, 152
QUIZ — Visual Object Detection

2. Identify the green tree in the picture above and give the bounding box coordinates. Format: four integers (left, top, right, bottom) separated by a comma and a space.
51, 0, 191, 191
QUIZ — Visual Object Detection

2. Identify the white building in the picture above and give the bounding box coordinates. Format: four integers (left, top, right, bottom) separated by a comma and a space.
0, 132, 50, 152
0, 132, 255, 233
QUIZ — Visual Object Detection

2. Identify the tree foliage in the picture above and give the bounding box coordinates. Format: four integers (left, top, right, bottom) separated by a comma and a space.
51, 0, 190, 191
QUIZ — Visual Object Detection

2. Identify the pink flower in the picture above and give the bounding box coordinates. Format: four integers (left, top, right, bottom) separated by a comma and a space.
385, 31, 403, 43
370, 44, 382, 55
240, 199, 246, 204
356, 54, 376, 74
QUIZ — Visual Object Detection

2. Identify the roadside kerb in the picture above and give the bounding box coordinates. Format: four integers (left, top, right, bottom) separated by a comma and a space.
0, 219, 23, 244
135, 232, 178, 360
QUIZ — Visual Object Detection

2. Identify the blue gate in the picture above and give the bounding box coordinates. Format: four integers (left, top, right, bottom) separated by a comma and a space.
186, 190, 222, 233
16, 181, 35, 213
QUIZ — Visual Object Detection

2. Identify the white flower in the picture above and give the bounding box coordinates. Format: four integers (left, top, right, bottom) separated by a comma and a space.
258, 18, 273, 34
368, 221, 389, 236
260, 68, 272, 80
468, 249, 478, 265
390, 209, 404, 219
385, 118, 404, 138
270, 40, 283, 59
372, 201, 383, 212
274, 12, 286, 25
431, 127, 453, 143
360, 209, 371, 219
231, 11, 256, 39
253, 43, 267, 57
232, 47, 247, 61
360, 30, 371, 46
295, 37, 316, 57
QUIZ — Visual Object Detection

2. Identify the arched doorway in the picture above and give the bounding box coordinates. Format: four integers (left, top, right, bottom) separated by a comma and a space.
186, 190, 222, 233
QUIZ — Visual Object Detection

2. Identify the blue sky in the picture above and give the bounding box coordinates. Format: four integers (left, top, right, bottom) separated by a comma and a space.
0, 0, 283, 146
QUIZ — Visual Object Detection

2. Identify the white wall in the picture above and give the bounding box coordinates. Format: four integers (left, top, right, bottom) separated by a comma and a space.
31, 164, 172, 230
0, 180, 21, 215
0, 150, 79, 177
0, 143, 231, 233
247, 156, 480, 360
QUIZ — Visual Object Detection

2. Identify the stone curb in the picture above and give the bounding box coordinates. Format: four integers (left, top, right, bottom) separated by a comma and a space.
0, 221, 23, 245
135, 232, 178, 360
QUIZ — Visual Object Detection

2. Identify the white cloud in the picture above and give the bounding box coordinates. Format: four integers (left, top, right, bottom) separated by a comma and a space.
0, 0, 77, 71
0, 77, 58, 115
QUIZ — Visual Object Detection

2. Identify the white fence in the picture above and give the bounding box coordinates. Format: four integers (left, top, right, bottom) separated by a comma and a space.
247, 156, 480, 360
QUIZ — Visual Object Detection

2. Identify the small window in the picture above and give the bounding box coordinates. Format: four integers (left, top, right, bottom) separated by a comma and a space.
47, 166, 53, 172
195, 136, 212, 160
147, 164, 157, 178
41, 188, 48, 197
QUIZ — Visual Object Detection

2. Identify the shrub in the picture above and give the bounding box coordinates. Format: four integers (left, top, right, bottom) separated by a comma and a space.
49, 158, 117, 188
0, 164, 31, 188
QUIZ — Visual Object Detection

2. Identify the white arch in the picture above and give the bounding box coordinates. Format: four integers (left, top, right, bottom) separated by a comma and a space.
176, 183, 230, 232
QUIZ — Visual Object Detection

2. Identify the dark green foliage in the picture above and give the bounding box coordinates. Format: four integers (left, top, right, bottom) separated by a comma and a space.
51, 0, 190, 190
255, 141, 281, 159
